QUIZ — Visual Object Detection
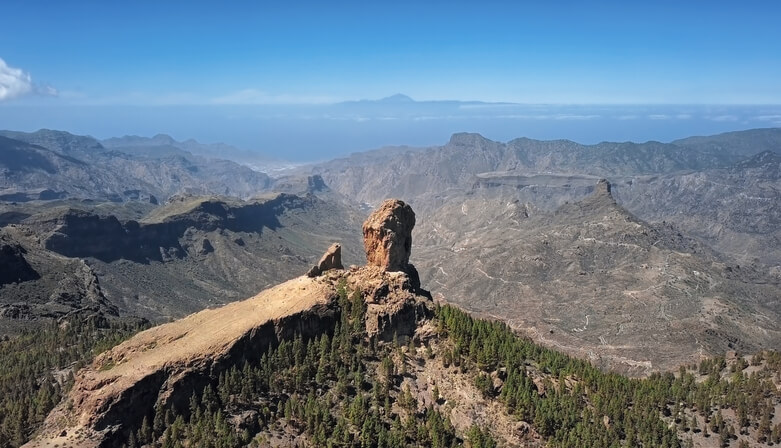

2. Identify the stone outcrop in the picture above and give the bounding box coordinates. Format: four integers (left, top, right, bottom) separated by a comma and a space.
345, 265, 431, 341
0, 236, 39, 286
362, 199, 415, 272
307, 243, 343, 277
25, 200, 433, 448
594, 178, 612, 197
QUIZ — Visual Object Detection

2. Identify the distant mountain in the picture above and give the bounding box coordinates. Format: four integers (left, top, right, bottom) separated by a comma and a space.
377, 93, 415, 103
673, 127, 781, 159
309, 129, 781, 265
0, 128, 107, 160
0, 130, 272, 202
102, 133, 285, 170
312, 129, 781, 206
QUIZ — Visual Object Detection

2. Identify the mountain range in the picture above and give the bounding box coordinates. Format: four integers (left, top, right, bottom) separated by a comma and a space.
1, 125, 780, 447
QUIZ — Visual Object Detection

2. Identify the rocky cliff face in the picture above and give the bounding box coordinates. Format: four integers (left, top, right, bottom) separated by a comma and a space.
0, 236, 39, 286
0, 192, 366, 327
362, 199, 415, 272
344, 265, 431, 341
28, 193, 320, 263
25, 200, 432, 448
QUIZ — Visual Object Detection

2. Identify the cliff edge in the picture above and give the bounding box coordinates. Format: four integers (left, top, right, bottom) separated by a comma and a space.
25, 199, 431, 448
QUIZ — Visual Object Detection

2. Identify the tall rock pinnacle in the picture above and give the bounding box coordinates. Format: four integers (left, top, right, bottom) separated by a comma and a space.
362, 199, 415, 272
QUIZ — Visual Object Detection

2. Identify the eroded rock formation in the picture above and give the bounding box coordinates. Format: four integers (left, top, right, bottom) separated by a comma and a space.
307, 243, 343, 277
594, 178, 612, 197
25, 200, 433, 448
344, 265, 430, 341
0, 236, 39, 286
362, 199, 415, 272
25, 276, 342, 448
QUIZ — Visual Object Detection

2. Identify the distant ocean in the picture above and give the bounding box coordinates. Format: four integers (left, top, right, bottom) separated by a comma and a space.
1, 103, 779, 161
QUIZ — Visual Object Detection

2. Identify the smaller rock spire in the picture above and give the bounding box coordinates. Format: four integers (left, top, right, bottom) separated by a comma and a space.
306, 243, 343, 277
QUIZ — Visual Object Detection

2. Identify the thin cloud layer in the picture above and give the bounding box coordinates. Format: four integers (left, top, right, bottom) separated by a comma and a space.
212, 89, 337, 105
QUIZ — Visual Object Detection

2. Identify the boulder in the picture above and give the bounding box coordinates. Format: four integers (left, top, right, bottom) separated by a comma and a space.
306, 243, 343, 277
362, 199, 415, 272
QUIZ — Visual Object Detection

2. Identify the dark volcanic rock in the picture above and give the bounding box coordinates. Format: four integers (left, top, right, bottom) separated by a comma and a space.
0, 237, 39, 285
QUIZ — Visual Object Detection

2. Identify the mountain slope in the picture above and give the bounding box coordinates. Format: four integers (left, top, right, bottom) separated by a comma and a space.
414, 181, 781, 374
612, 150, 781, 266
312, 129, 781, 206
102, 133, 282, 170
0, 193, 364, 328
22, 199, 781, 448
0, 130, 272, 202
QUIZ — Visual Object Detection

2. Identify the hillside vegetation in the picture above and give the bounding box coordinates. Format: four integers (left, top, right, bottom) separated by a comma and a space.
101, 296, 781, 448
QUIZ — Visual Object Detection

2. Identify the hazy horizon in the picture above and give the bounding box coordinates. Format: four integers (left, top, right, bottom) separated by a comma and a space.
2, 1, 780, 161
1, 100, 779, 161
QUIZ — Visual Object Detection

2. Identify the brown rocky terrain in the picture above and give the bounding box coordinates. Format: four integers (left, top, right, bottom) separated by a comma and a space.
0, 192, 364, 330
25, 274, 343, 447
414, 179, 781, 374
1, 127, 779, 382
309, 129, 781, 268
612, 150, 781, 266
24, 199, 432, 448
20, 197, 781, 448
298, 129, 781, 374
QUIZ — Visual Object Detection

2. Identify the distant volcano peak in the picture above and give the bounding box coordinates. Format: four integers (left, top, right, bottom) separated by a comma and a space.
377, 93, 414, 103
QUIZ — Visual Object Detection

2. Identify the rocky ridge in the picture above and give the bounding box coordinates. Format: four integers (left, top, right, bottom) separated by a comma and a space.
0, 192, 365, 329
0, 130, 272, 203
414, 179, 781, 374
24, 200, 431, 447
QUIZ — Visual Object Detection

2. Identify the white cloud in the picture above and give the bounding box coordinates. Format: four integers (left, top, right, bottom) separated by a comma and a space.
0, 58, 32, 101
0, 58, 57, 101
676, 114, 692, 119
649, 114, 670, 120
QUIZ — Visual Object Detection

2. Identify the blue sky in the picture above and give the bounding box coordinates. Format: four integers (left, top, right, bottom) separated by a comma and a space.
1, 1, 780, 159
